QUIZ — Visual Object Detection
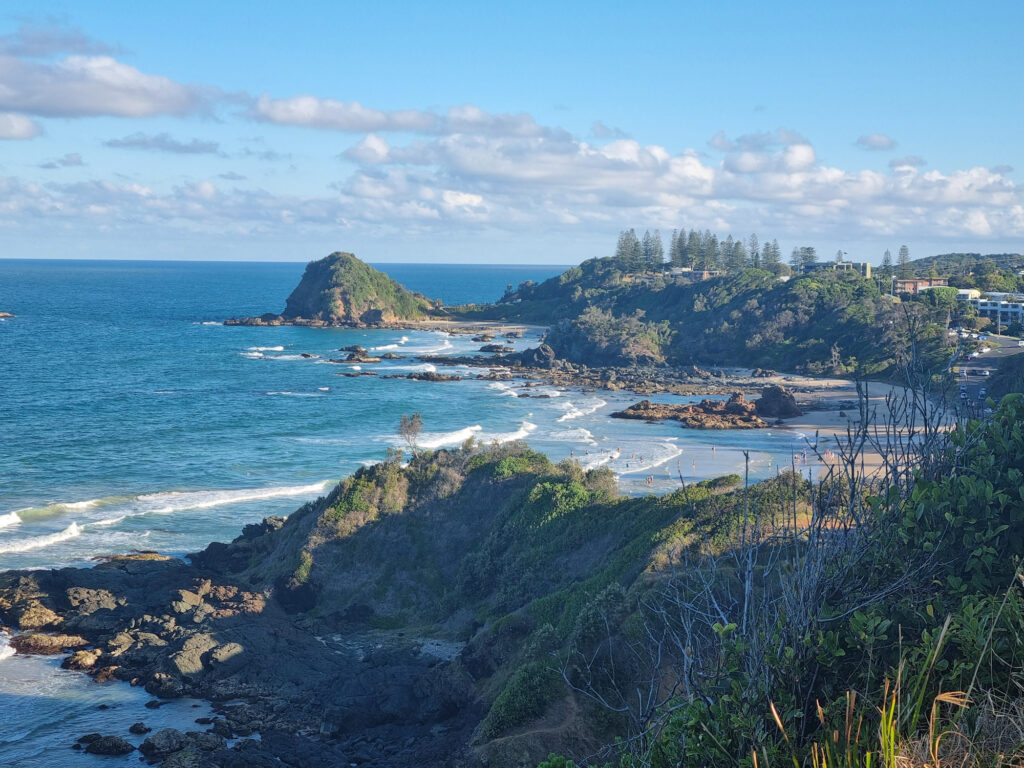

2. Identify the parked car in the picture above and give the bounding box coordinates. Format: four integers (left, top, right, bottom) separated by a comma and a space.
980, 347, 991, 353
960, 391, 969, 399
982, 370, 990, 376
979, 387, 987, 396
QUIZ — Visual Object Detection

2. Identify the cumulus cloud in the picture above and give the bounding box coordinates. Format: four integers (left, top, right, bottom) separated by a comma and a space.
591, 122, 629, 140
856, 133, 897, 150
0, 112, 41, 139
0, 54, 210, 117
39, 152, 84, 169
105, 132, 220, 154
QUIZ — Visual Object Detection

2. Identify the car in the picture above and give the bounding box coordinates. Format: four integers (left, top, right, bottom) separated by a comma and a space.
982, 370, 990, 376
971, 333, 979, 339
960, 391, 968, 399
948, 330, 957, 336
980, 347, 991, 353
978, 335, 988, 340
979, 388, 987, 396
1018, 340, 1024, 347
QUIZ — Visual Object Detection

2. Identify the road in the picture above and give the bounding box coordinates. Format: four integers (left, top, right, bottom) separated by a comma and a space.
951, 331, 1024, 411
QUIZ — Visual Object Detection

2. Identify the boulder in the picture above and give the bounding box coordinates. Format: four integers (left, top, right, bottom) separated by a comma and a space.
84, 735, 135, 755
480, 344, 515, 353
140, 728, 188, 758
611, 395, 766, 429
10, 599, 60, 630
129, 722, 152, 735
10, 633, 89, 654
62, 648, 103, 669
755, 385, 802, 418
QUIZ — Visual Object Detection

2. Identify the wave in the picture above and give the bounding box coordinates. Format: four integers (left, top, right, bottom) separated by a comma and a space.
194, 321, 220, 325
11, 497, 110, 519
0, 631, 14, 662
135, 482, 330, 514
418, 338, 454, 354
265, 391, 324, 397
0, 512, 21, 530
555, 397, 607, 422
349, 365, 362, 371
317, 387, 330, 392
263, 354, 308, 361
479, 421, 538, 444
239, 351, 264, 359
417, 425, 482, 449
370, 343, 399, 351
487, 382, 518, 397
387, 363, 436, 373
247, 346, 284, 351
0, 523, 82, 554
548, 428, 598, 445
616, 443, 684, 475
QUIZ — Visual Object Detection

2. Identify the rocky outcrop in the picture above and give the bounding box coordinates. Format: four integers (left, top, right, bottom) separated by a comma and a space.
480, 344, 515, 353
754, 385, 802, 418
84, 735, 135, 755
611, 394, 767, 429
9, 632, 89, 654
225, 252, 435, 327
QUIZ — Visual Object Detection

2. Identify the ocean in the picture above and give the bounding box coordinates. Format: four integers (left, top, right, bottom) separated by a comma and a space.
0, 259, 810, 763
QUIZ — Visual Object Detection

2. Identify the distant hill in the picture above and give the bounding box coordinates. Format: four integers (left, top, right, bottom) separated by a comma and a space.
227, 251, 437, 327
457, 259, 939, 375
282, 251, 435, 325
908, 252, 1024, 276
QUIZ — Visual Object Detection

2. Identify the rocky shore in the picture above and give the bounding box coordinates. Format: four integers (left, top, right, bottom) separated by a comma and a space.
0, 551, 481, 767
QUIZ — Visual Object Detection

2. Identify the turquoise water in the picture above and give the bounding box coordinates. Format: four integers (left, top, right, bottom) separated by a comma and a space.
0, 259, 810, 764
0, 259, 808, 573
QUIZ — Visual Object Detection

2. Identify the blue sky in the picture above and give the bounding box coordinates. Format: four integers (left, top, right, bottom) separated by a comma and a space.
1, 1, 1021, 263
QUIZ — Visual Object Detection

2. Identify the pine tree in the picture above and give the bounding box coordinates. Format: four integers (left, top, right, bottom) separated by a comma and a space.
706, 233, 720, 270
835, 249, 844, 263
763, 239, 781, 267
685, 229, 700, 268
614, 229, 643, 272
748, 234, 760, 268
881, 249, 893, 275
897, 244, 911, 277
790, 247, 803, 270
800, 246, 817, 266
649, 229, 664, 270
669, 229, 683, 268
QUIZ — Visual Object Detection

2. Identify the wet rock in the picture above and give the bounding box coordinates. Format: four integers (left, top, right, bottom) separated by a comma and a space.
84, 735, 135, 755
10, 599, 60, 630
611, 394, 766, 429
146, 672, 185, 698
10, 633, 89, 654
751, 367, 778, 378
754, 385, 802, 418
129, 721, 152, 735
140, 728, 188, 758
77, 733, 103, 744
480, 344, 515, 353
63, 647, 103, 669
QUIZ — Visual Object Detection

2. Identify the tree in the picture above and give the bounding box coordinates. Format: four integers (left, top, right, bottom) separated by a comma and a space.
881, 249, 893, 276
835, 249, 844, 264
763, 239, 781, 268
790, 247, 803, 271
399, 413, 423, 456
748, 234, 760, 269
685, 230, 700, 269
668, 229, 683, 268
799, 246, 817, 266
642, 229, 664, 270
614, 230, 643, 273
897, 244, 911, 277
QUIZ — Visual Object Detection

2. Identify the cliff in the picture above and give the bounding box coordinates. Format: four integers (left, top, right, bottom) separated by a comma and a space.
227, 252, 435, 327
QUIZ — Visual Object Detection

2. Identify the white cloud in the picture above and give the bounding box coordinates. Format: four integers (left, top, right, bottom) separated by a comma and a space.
251, 94, 437, 132
889, 155, 926, 169
855, 133, 897, 150
0, 55, 209, 117
0, 112, 41, 139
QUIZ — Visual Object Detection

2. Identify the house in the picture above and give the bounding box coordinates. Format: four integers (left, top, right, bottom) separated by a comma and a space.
958, 291, 1024, 327
894, 277, 948, 294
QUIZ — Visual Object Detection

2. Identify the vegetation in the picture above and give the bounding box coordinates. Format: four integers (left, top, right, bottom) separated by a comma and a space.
282, 251, 434, 323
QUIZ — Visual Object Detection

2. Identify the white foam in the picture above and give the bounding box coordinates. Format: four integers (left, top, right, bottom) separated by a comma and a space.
136, 481, 330, 514
247, 346, 284, 351
370, 343, 399, 351
419, 339, 454, 354
548, 428, 598, 446
487, 382, 518, 397
240, 351, 263, 359
479, 421, 538, 444
0, 512, 21, 530
317, 387, 330, 392
555, 397, 607, 422
350, 365, 362, 371
388, 363, 436, 373
0, 523, 82, 554
92, 515, 127, 527
195, 321, 220, 325
263, 354, 308, 361
417, 425, 483, 449
616, 443, 684, 475
0, 631, 14, 662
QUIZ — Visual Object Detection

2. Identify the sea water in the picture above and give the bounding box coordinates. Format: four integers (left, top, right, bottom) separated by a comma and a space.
0, 259, 813, 761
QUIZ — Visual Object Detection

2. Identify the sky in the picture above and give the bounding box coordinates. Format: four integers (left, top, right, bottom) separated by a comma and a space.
0, 1, 1022, 264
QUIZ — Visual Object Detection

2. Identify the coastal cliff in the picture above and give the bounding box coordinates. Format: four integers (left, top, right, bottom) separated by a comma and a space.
226, 252, 436, 327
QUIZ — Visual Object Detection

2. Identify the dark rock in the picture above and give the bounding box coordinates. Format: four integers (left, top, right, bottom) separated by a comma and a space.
77, 733, 103, 744
751, 367, 778, 378
381, 352, 404, 359
84, 735, 135, 755
403, 372, 460, 382
129, 722, 151, 735
140, 728, 188, 758
754, 385, 802, 418
480, 344, 515, 353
